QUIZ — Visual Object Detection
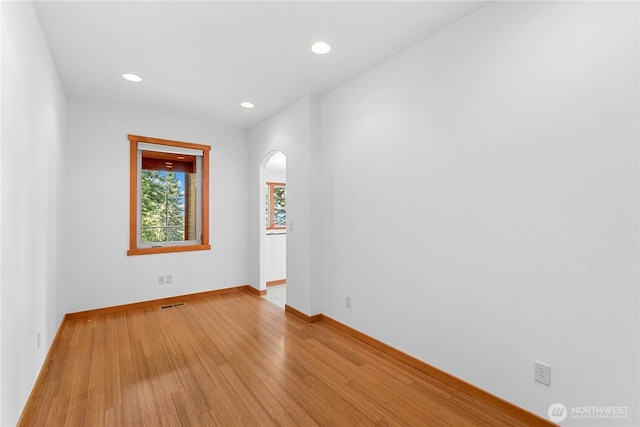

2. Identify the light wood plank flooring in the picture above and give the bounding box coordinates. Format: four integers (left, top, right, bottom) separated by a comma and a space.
20, 290, 530, 426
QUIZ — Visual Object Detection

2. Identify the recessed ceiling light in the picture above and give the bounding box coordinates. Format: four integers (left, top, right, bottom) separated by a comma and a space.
241, 102, 255, 109
122, 73, 142, 82
311, 41, 331, 55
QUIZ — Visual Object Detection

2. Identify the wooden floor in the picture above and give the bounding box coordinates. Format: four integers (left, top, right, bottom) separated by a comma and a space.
20, 290, 530, 426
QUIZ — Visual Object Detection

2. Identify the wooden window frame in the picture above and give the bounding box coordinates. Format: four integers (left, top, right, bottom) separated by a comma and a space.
128, 134, 211, 256
266, 181, 286, 230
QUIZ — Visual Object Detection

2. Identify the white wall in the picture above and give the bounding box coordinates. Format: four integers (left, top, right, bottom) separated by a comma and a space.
265, 167, 286, 184
1, 3, 4, 421
64, 100, 250, 312
265, 233, 286, 283
320, 1, 638, 424
1, 2, 67, 424
248, 95, 323, 315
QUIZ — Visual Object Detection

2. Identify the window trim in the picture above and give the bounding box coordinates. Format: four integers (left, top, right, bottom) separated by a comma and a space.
266, 181, 286, 230
128, 134, 211, 256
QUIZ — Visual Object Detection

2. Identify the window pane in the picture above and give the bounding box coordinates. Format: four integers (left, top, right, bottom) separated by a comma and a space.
140, 170, 186, 243
273, 185, 286, 227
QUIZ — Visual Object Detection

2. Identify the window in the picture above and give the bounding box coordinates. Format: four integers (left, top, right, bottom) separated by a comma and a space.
128, 135, 211, 255
266, 182, 286, 230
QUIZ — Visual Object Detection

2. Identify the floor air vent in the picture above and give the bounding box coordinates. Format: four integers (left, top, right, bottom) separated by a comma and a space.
160, 302, 186, 310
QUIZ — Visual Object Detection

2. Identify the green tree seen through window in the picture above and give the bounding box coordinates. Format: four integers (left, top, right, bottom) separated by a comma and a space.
266, 182, 286, 229
141, 170, 185, 242
273, 186, 286, 227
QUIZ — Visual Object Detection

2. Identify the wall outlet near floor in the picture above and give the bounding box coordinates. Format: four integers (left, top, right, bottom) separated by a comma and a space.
158, 275, 165, 285
165, 275, 173, 284
535, 361, 551, 386
37, 332, 41, 349
345, 295, 352, 308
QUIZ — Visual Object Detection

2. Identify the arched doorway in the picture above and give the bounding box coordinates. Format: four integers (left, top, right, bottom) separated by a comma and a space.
259, 151, 287, 308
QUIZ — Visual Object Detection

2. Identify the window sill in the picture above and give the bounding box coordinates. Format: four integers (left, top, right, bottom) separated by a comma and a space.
127, 244, 211, 256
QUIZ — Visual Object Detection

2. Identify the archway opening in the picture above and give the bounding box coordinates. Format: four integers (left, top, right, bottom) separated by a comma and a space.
260, 151, 286, 308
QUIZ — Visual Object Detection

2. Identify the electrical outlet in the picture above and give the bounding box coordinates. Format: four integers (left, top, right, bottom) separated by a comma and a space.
345, 295, 352, 308
535, 361, 551, 386
158, 276, 165, 285
166, 275, 173, 284
37, 332, 41, 349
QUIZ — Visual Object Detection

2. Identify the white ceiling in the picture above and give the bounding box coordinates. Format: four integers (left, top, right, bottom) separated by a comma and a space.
34, 1, 488, 129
